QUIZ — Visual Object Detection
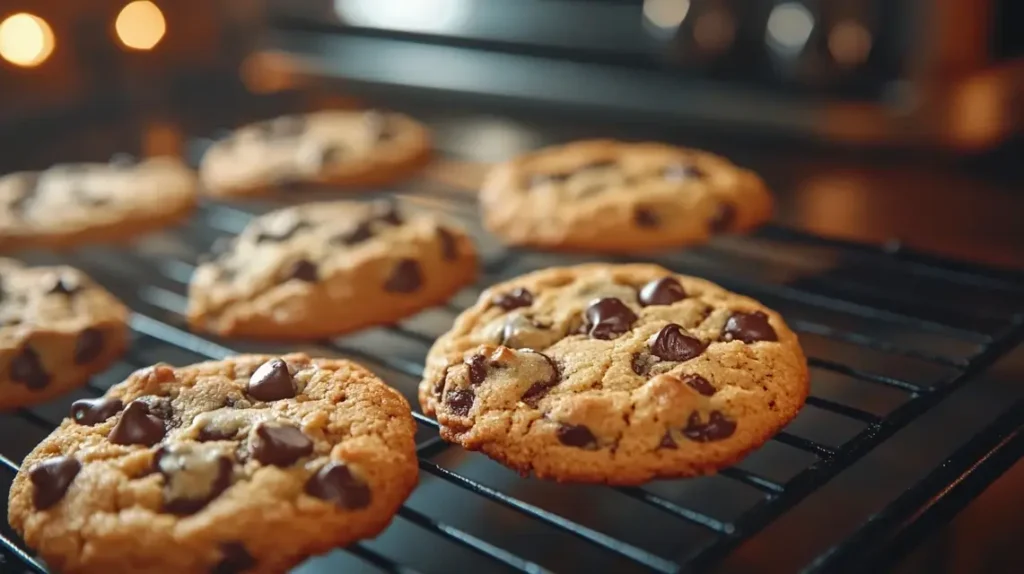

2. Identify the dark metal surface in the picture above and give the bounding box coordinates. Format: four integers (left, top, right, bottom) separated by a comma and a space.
0, 106, 1022, 573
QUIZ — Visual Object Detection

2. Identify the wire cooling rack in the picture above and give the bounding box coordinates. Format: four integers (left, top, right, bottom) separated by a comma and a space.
1, 146, 1023, 574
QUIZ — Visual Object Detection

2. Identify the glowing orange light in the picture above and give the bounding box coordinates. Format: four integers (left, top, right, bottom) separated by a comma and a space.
0, 13, 55, 68
115, 1, 166, 51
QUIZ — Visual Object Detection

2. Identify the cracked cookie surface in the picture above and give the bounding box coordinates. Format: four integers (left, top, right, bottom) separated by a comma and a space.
187, 200, 478, 339
0, 258, 129, 410
0, 156, 196, 251
8, 353, 418, 574
200, 110, 431, 196
480, 139, 772, 253
420, 264, 808, 484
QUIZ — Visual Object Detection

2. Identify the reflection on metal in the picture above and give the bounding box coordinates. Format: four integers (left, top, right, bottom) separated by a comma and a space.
828, 21, 872, 67
115, 1, 168, 51
766, 2, 814, 55
0, 13, 55, 68
336, 0, 471, 35
642, 0, 691, 31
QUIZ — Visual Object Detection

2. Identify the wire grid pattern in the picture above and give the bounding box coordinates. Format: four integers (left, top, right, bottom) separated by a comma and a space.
1, 169, 1023, 573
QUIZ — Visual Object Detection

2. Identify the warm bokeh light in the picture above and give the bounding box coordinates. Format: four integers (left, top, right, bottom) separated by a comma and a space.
693, 9, 735, 54
0, 13, 55, 68
643, 0, 690, 30
115, 1, 167, 51
828, 20, 872, 67
766, 2, 815, 54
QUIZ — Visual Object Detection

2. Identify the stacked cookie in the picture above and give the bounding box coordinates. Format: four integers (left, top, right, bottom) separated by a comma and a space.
3, 108, 809, 574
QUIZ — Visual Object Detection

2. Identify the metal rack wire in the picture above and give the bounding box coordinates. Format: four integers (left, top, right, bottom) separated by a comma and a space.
1, 152, 1022, 573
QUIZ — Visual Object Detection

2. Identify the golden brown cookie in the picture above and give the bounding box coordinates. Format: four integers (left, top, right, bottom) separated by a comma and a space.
0, 258, 129, 410
7, 353, 419, 574
0, 156, 197, 251
199, 110, 432, 196
419, 263, 808, 484
480, 139, 772, 253
187, 200, 478, 339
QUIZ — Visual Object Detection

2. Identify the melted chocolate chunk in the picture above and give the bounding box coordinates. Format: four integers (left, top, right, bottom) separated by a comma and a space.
48, 275, 81, 296
638, 277, 687, 306
334, 221, 374, 246
73, 328, 104, 365
285, 259, 318, 283
663, 163, 705, 181
649, 324, 706, 362
723, 311, 777, 343
305, 462, 371, 509
445, 389, 475, 416
70, 397, 123, 426
255, 219, 312, 243
10, 346, 49, 389
384, 259, 422, 293
29, 456, 82, 510
155, 444, 233, 515
683, 374, 716, 396
633, 206, 659, 228
709, 202, 736, 233
556, 424, 597, 448
109, 400, 166, 446
465, 354, 488, 385
583, 298, 638, 340
247, 358, 296, 401
682, 411, 736, 442
658, 433, 678, 450
492, 288, 533, 311
250, 423, 314, 467
213, 542, 256, 574
437, 227, 458, 261
631, 353, 648, 376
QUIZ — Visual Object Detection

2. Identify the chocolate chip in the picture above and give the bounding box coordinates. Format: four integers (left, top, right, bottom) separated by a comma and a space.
492, 288, 533, 311
658, 433, 677, 449
73, 328, 104, 365
556, 424, 597, 448
583, 298, 637, 340
465, 354, 487, 385
682, 411, 736, 442
250, 423, 314, 467
109, 400, 166, 446
285, 259, 318, 282
29, 456, 81, 510
709, 202, 736, 233
155, 444, 233, 515
255, 219, 311, 243
437, 227, 458, 261
631, 353, 648, 376
333, 221, 374, 246
638, 277, 687, 306
634, 206, 659, 228
70, 397, 123, 426
48, 275, 81, 296
445, 389, 475, 416
213, 542, 256, 574
10, 346, 49, 389
305, 462, 371, 509
723, 311, 777, 343
371, 200, 403, 225
384, 259, 422, 293
663, 163, 704, 181
683, 374, 716, 396
520, 352, 560, 407
247, 358, 296, 401
649, 324, 706, 362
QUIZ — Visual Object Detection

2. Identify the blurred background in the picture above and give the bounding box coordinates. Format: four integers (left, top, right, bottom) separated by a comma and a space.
0, 1, 1021, 573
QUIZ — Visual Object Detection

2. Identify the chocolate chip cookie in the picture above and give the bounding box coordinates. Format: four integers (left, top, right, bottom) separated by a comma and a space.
0, 156, 197, 251
419, 263, 808, 484
7, 353, 419, 574
480, 139, 773, 253
188, 200, 477, 339
0, 258, 129, 410
199, 110, 432, 197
